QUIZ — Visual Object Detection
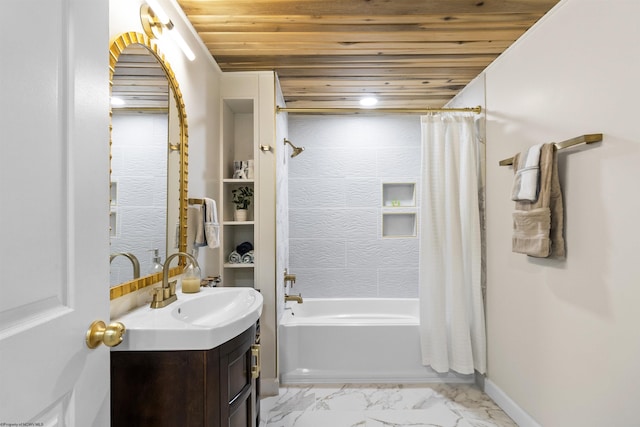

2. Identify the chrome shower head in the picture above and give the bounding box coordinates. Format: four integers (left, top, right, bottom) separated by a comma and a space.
284, 138, 305, 158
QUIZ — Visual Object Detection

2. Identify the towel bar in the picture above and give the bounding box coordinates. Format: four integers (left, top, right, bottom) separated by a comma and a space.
188, 198, 204, 205
499, 133, 603, 166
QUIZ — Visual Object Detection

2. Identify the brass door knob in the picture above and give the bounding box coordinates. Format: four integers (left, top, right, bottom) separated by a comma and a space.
86, 320, 126, 349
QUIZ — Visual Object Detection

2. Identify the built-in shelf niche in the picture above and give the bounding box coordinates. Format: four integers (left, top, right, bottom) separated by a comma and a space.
382, 213, 417, 238
109, 211, 117, 237
382, 182, 415, 207
221, 98, 256, 287
381, 182, 417, 238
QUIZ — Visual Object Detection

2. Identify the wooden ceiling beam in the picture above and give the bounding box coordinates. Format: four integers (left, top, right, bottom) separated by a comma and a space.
178, 0, 558, 16
213, 53, 497, 64
204, 41, 513, 56
185, 13, 545, 28
273, 67, 484, 77
198, 29, 526, 43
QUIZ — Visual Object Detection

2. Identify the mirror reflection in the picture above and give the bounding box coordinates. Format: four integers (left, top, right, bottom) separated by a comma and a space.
109, 41, 185, 287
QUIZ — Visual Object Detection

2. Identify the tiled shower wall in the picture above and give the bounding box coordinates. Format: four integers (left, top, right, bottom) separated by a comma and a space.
288, 115, 421, 298
110, 112, 168, 285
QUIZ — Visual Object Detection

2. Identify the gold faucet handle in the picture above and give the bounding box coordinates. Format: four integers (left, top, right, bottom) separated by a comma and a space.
169, 280, 177, 296
284, 268, 297, 287
153, 288, 164, 303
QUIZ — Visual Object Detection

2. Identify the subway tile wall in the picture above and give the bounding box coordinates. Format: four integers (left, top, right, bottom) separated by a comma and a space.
288, 115, 421, 298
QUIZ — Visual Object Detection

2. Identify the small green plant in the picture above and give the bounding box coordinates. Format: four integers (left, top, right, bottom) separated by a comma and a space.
231, 186, 254, 210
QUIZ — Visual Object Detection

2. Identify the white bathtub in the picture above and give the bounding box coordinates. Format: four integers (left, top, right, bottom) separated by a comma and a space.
278, 298, 473, 384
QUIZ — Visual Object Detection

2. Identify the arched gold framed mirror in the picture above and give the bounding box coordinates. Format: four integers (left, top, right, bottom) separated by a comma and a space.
109, 32, 189, 299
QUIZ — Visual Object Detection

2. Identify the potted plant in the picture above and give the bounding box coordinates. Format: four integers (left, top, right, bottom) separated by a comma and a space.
231, 186, 253, 221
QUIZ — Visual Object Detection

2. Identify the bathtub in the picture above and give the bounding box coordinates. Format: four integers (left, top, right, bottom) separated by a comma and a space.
278, 298, 473, 384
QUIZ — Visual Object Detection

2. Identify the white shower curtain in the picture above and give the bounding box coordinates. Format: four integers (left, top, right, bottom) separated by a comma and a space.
419, 113, 486, 375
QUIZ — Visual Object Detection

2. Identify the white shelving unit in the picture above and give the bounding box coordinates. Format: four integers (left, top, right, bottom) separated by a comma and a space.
220, 99, 256, 286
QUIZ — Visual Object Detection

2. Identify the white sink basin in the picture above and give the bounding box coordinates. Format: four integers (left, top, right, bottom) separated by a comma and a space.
111, 287, 263, 351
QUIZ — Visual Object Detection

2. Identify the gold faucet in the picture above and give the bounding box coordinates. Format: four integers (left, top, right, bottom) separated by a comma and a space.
150, 252, 200, 309
110, 252, 141, 279
284, 293, 303, 303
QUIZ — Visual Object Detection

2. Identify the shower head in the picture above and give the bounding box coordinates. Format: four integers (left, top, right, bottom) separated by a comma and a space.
291, 146, 305, 157
284, 138, 305, 158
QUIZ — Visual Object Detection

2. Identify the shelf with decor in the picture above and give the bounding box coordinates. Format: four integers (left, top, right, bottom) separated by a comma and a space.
220, 98, 257, 287
382, 182, 416, 207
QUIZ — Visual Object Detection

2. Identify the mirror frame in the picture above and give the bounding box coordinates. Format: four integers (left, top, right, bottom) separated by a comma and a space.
109, 32, 189, 300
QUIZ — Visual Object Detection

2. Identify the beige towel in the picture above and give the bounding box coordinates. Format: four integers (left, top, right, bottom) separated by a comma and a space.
511, 143, 543, 202
512, 143, 565, 258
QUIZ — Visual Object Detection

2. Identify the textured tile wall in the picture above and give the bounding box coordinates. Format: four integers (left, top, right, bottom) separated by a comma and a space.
288, 115, 421, 298
110, 113, 168, 285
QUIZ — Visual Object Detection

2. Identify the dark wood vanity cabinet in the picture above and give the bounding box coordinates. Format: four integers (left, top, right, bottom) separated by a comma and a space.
111, 324, 259, 427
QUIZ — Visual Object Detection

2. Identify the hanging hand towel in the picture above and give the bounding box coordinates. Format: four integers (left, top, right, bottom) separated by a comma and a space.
511, 143, 542, 202
193, 203, 206, 247
512, 143, 565, 258
203, 198, 220, 249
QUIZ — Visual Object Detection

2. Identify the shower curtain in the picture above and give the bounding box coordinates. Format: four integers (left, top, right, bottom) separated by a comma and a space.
419, 113, 486, 375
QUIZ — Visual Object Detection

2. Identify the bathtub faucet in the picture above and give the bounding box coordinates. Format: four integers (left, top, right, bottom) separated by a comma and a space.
284, 293, 303, 304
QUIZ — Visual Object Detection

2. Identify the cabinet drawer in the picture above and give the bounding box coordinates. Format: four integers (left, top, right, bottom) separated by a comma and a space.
229, 396, 249, 427
228, 351, 249, 401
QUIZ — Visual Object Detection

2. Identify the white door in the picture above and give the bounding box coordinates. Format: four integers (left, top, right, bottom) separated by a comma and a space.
0, 0, 111, 425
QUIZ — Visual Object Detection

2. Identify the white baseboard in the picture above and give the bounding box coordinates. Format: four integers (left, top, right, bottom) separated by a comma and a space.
484, 379, 542, 427
260, 377, 280, 397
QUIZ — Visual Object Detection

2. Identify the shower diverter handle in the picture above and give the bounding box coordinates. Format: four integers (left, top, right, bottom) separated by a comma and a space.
284, 268, 296, 287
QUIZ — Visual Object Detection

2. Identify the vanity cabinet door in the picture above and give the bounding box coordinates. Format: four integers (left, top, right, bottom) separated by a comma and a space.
111, 351, 207, 427
218, 325, 258, 427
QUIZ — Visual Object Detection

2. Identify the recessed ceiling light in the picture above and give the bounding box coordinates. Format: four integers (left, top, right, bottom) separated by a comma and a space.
360, 97, 378, 107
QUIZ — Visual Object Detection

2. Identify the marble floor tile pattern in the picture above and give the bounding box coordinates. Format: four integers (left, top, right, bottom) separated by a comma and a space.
260, 384, 517, 427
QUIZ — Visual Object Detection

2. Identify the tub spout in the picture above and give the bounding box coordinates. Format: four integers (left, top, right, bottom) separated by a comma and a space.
285, 293, 303, 304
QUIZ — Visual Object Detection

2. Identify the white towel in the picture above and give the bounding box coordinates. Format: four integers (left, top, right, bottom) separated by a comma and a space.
193, 198, 220, 249
511, 143, 543, 202
203, 198, 220, 249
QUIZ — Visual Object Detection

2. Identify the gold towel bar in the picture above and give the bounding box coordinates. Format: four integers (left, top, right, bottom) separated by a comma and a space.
188, 198, 204, 205
498, 133, 603, 166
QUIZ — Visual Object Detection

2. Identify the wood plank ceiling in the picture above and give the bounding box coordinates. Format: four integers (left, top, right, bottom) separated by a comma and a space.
177, 0, 559, 109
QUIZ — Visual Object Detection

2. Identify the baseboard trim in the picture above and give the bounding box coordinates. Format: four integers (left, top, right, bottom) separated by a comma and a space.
260, 377, 280, 397
484, 379, 542, 427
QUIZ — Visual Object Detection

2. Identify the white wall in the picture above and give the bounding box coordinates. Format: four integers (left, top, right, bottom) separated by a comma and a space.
109, 0, 222, 277
451, 0, 640, 425
288, 115, 421, 298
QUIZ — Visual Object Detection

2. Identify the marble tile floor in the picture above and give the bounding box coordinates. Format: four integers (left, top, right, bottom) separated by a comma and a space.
259, 384, 517, 427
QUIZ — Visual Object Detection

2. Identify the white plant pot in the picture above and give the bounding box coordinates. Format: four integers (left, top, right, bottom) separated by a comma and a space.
234, 209, 248, 222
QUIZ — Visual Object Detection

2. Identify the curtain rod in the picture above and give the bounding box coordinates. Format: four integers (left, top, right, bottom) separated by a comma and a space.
276, 106, 482, 115
498, 133, 603, 166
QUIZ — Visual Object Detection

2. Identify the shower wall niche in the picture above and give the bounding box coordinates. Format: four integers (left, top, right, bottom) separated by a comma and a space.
381, 182, 416, 238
